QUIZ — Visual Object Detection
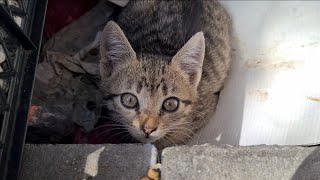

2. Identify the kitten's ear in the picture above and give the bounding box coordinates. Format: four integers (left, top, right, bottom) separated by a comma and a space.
172, 32, 205, 87
100, 21, 136, 78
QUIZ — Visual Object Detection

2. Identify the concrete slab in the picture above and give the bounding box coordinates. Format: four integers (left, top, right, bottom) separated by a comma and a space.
161, 145, 320, 180
19, 144, 157, 180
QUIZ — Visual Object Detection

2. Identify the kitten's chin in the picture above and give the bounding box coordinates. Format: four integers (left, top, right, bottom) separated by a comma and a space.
138, 138, 155, 144
135, 135, 162, 143
129, 131, 163, 144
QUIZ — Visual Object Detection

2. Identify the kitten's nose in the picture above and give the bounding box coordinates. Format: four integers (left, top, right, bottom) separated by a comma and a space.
141, 115, 159, 138
144, 127, 157, 134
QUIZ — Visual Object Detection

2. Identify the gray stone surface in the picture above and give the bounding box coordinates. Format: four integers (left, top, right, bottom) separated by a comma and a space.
19, 144, 157, 180
162, 145, 320, 180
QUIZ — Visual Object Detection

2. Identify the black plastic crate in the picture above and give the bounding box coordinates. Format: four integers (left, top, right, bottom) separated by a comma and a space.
0, 0, 47, 179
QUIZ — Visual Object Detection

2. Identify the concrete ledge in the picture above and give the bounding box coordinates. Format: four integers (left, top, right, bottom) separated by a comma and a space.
19, 144, 157, 180
20, 144, 320, 179
161, 145, 320, 180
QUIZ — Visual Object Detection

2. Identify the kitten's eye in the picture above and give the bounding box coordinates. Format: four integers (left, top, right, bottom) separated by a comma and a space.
162, 97, 179, 112
121, 93, 138, 108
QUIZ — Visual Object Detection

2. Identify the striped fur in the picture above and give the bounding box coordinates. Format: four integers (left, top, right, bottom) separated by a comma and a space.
99, 0, 232, 149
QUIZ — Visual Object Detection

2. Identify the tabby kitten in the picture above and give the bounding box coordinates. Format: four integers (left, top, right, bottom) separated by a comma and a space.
99, 0, 232, 149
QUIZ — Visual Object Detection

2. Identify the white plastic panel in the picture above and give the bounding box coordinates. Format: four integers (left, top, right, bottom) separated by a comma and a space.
190, 1, 320, 146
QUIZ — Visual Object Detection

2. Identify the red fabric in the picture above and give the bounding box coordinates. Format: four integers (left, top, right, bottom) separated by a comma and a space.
27, 105, 39, 123
44, 0, 99, 39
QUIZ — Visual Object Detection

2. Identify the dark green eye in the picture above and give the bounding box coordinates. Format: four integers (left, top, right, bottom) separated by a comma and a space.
121, 93, 138, 108
162, 97, 179, 112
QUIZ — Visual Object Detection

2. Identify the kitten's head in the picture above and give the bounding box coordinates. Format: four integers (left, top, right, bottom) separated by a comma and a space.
99, 21, 205, 143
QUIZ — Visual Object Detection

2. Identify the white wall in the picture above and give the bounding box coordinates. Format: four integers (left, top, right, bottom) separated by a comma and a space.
190, 1, 320, 146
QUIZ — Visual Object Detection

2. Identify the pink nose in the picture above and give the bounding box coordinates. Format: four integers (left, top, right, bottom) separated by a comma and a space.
144, 127, 157, 134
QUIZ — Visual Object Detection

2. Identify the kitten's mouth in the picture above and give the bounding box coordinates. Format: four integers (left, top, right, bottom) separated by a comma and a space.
133, 136, 155, 143
130, 132, 161, 143
142, 134, 156, 141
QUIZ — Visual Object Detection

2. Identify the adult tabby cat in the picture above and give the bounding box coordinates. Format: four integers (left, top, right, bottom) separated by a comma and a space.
99, 0, 232, 149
